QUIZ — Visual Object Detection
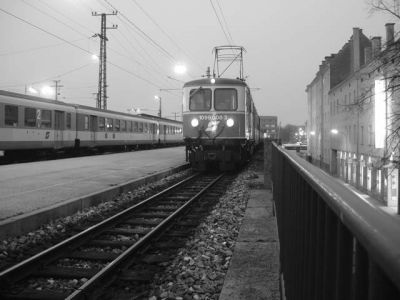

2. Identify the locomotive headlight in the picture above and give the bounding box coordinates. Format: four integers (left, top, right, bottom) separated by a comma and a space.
226, 118, 234, 127
191, 118, 199, 127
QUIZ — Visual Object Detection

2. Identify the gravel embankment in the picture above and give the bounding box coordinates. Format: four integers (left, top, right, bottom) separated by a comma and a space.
0, 149, 265, 300
0, 169, 193, 272
146, 153, 263, 300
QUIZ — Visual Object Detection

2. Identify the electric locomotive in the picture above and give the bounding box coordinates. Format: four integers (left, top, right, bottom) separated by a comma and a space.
182, 77, 260, 171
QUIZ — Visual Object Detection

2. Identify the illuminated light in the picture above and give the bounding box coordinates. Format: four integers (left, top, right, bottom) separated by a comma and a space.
41, 85, 54, 97
191, 118, 199, 127
210, 78, 216, 84
91, 54, 99, 61
174, 64, 187, 75
375, 79, 386, 149
331, 129, 338, 134
310, 131, 315, 135
226, 118, 234, 127
28, 86, 38, 94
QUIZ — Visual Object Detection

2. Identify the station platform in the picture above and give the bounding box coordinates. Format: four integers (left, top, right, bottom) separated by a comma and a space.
0, 147, 187, 239
219, 173, 281, 300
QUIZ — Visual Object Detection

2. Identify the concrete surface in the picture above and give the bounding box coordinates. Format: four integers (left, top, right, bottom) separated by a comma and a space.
0, 147, 187, 238
219, 174, 281, 300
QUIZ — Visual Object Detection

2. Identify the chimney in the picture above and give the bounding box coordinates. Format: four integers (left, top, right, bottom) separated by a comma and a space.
371, 36, 382, 57
364, 47, 372, 64
385, 23, 395, 46
352, 28, 361, 72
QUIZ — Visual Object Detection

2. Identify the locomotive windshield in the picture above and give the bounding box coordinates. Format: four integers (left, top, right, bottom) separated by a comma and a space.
214, 88, 237, 111
189, 88, 211, 111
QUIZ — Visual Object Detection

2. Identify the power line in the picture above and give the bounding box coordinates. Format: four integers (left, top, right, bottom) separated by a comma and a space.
215, 0, 234, 44
0, 7, 170, 98
130, 0, 203, 73
21, 0, 90, 39
102, 0, 176, 62
209, 0, 232, 45
0, 7, 93, 56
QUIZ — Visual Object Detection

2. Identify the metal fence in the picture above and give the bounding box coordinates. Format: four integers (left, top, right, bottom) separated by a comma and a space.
271, 142, 400, 300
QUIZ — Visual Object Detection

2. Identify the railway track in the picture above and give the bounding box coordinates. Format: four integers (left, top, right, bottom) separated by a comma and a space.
0, 172, 226, 299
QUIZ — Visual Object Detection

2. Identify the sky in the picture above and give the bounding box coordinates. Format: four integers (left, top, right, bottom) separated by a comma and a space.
0, 0, 397, 126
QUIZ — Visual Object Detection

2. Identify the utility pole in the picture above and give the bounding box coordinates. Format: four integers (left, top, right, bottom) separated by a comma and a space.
51, 80, 63, 101
92, 11, 117, 110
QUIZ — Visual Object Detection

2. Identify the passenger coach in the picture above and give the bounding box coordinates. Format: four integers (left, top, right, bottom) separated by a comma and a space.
182, 77, 260, 171
0, 90, 182, 156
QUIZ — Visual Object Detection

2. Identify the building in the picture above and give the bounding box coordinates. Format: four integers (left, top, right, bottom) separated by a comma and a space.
306, 23, 399, 209
260, 116, 278, 139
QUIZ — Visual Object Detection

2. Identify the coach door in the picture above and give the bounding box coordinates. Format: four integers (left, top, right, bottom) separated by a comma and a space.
54, 111, 64, 148
90, 115, 97, 144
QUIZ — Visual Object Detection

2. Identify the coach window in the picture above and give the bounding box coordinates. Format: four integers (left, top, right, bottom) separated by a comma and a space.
214, 89, 237, 111
144, 123, 148, 133
127, 121, 133, 132
84, 115, 89, 130
114, 119, 120, 131
133, 121, 138, 132
5, 105, 18, 127
41, 110, 52, 128
189, 88, 211, 111
121, 120, 126, 131
98, 117, 105, 131
24, 107, 36, 127
66, 113, 71, 129
105, 118, 113, 131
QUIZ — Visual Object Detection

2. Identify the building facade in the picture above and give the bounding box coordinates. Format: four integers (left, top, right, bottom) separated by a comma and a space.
306, 24, 399, 209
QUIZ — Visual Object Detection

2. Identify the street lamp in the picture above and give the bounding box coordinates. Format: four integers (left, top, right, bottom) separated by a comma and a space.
154, 95, 161, 118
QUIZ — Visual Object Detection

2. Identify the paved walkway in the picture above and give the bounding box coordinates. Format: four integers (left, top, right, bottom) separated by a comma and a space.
0, 147, 187, 238
219, 174, 281, 300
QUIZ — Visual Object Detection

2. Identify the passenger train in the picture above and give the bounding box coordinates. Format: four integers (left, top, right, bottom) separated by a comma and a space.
182, 77, 261, 171
0, 90, 183, 157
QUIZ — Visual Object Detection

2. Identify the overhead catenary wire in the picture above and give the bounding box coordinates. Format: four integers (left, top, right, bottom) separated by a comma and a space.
0, 7, 168, 91
130, 0, 204, 74
209, 0, 233, 46
215, 0, 235, 45
102, 0, 177, 63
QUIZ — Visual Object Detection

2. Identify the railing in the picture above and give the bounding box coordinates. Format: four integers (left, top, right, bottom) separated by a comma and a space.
271, 142, 400, 300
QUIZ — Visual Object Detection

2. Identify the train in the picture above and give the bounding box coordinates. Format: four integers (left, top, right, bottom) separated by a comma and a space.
182, 77, 261, 171
0, 90, 183, 157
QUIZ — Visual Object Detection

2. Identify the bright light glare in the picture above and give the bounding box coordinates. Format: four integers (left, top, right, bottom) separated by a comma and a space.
174, 64, 187, 75
154, 95, 161, 101
375, 79, 386, 149
28, 86, 38, 94
226, 118, 234, 127
91, 54, 99, 61
41, 85, 54, 97
191, 118, 199, 127
210, 78, 216, 84
331, 129, 338, 134
310, 131, 315, 135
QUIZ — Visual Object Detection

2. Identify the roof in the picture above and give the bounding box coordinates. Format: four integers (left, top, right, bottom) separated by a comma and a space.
183, 78, 248, 88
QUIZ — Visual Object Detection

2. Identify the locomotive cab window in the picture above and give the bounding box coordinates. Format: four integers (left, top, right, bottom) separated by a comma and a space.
214, 89, 237, 111
189, 88, 211, 111
5, 105, 18, 127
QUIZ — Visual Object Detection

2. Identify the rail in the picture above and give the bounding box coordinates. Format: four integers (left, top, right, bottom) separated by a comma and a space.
271, 142, 400, 300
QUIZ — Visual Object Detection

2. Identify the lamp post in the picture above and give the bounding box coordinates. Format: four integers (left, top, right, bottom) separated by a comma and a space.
155, 95, 161, 118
